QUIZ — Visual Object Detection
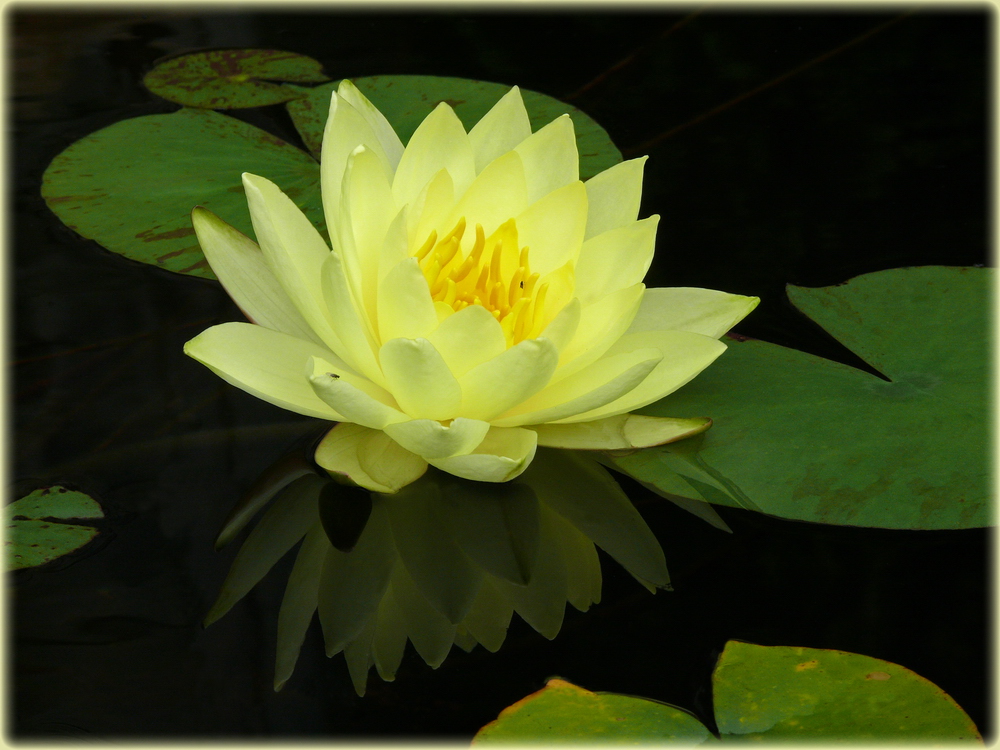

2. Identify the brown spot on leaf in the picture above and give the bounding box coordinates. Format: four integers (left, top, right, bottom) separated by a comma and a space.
135, 226, 195, 242
795, 660, 819, 671
866, 671, 891, 681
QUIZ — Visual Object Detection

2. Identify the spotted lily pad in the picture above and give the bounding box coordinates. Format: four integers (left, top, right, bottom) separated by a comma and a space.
42, 107, 323, 279
473, 641, 981, 743
143, 49, 329, 109
607, 266, 991, 530
713, 641, 982, 742
284, 74, 623, 179
6, 486, 104, 570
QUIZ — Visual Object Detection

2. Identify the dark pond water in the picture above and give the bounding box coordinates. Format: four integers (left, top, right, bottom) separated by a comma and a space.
11, 8, 991, 740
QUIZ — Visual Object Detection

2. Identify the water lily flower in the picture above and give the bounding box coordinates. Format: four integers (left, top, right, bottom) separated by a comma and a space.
185, 81, 758, 492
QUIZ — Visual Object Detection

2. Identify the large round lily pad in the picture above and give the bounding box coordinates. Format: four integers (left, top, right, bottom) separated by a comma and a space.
608, 266, 991, 530
42, 107, 323, 279
143, 49, 329, 109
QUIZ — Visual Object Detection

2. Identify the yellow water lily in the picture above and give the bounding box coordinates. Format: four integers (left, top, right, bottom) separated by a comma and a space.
185, 80, 758, 492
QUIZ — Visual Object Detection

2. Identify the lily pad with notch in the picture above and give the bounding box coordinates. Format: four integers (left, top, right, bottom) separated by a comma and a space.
607, 266, 991, 530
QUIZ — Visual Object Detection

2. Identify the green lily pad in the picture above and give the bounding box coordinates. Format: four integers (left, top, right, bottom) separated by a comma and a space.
713, 641, 982, 742
42, 107, 323, 279
474, 641, 981, 743
143, 49, 329, 109
608, 266, 991, 530
5, 486, 104, 570
473, 677, 713, 745
285, 74, 623, 179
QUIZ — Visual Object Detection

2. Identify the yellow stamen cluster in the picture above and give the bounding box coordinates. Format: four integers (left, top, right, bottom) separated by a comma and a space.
414, 217, 547, 345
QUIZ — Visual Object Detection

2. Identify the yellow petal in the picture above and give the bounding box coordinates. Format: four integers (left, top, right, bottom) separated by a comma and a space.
336, 80, 405, 171
314, 423, 427, 493
380, 337, 462, 420
492, 347, 662, 427
442, 150, 528, 239
191, 207, 318, 344
429, 426, 538, 482
574, 216, 659, 305
539, 298, 581, 353
554, 330, 727, 424
554, 283, 645, 382
184, 322, 345, 420
458, 337, 559, 421
514, 181, 588, 277
530, 414, 713, 449
308, 356, 406, 430
627, 287, 761, 339
340, 145, 396, 328
377, 257, 439, 343
584, 157, 646, 239
393, 103, 475, 207
379, 206, 411, 286
514, 114, 578, 203
426, 304, 507, 377
406, 168, 454, 251
384, 417, 491, 460
320, 249, 383, 386
468, 86, 532, 173
321, 90, 394, 233
242, 173, 344, 355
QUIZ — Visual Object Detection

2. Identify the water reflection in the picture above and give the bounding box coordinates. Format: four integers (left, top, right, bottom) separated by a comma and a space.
207, 440, 670, 696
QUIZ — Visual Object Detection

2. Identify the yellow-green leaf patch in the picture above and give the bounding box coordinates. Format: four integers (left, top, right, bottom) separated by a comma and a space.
474, 677, 712, 745
713, 641, 982, 742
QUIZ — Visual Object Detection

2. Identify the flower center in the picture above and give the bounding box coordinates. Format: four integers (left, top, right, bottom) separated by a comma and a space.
413, 217, 548, 346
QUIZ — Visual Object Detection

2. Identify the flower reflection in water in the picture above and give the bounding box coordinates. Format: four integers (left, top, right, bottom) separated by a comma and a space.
207, 441, 669, 696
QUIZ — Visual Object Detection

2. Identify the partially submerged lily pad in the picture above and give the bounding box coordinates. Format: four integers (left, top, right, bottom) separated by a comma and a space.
144, 49, 329, 109
473, 641, 981, 743
608, 266, 991, 530
285, 74, 623, 179
6, 486, 104, 570
42, 107, 323, 279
